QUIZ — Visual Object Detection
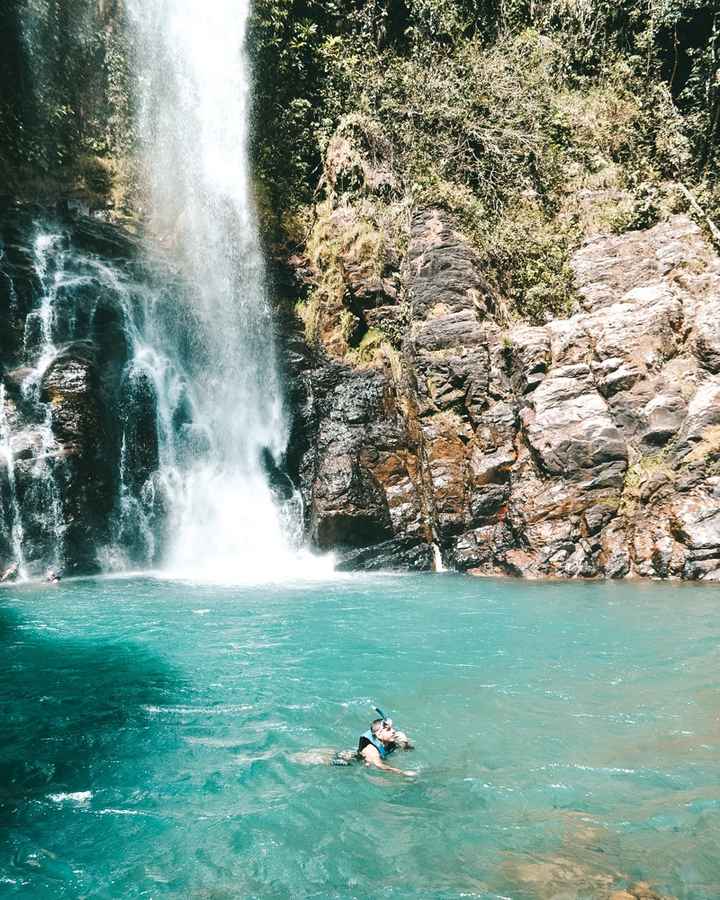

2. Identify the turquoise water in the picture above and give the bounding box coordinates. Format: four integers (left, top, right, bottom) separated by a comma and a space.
1, 574, 718, 899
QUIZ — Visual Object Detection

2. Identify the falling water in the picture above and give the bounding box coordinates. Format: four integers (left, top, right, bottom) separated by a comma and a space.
0, 385, 27, 577
0, 2, 327, 579
0, 218, 180, 574
128, 0, 324, 580
4, 232, 70, 575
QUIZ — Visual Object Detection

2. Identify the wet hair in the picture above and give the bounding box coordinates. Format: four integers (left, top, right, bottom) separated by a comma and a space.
371, 718, 392, 735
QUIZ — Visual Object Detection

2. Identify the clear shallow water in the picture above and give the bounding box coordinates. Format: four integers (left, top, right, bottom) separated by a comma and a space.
0, 575, 718, 899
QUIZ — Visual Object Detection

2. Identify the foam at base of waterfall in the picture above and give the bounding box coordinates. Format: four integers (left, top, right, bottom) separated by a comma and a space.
161, 464, 334, 584
156, 556, 336, 586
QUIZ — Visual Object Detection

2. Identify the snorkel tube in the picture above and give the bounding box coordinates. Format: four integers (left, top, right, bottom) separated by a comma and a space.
372, 705, 414, 750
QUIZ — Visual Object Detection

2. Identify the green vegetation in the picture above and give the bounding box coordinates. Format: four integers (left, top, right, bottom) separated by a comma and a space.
250, 1, 718, 200
1, 0, 718, 325
249, 0, 719, 325
620, 448, 674, 515
685, 425, 720, 475
0, 0, 132, 206
348, 327, 387, 365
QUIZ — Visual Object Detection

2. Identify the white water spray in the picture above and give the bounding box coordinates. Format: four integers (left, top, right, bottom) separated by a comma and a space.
432, 543, 446, 573
0, 386, 27, 578
129, 1, 330, 580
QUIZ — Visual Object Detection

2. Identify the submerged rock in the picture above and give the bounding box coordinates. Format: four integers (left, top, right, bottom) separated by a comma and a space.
335, 537, 434, 572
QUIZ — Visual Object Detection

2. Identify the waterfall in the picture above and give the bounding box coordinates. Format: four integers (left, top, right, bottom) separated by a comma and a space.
431, 543, 447, 574
127, 0, 324, 580
0, 1, 328, 580
0, 386, 27, 578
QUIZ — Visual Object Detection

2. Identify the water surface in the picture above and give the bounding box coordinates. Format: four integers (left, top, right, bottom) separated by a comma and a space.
1, 574, 718, 898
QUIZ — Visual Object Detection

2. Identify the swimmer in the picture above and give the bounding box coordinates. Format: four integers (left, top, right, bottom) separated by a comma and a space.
45, 569, 61, 584
331, 709, 416, 776
357, 717, 416, 776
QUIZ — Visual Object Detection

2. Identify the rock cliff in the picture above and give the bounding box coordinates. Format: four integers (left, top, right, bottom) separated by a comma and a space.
2, 200, 719, 581
286, 209, 720, 580
0, 207, 161, 574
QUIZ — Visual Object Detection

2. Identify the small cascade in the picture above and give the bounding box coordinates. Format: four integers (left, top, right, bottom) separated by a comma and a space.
0, 221, 170, 575
25, 233, 67, 570
432, 543, 447, 573
0, 385, 27, 577
25, 232, 61, 369
0, 229, 73, 575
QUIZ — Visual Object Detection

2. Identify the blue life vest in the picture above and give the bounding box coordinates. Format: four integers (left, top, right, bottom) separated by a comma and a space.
358, 729, 395, 759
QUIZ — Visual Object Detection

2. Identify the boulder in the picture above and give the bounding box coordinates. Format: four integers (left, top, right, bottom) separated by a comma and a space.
694, 303, 720, 373
41, 341, 102, 452
522, 366, 628, 480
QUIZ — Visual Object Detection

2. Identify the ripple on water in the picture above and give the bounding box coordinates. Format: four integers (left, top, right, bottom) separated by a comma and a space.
2, 575, 720, 898
46, 792, 93, 805
141, 704, 254, 715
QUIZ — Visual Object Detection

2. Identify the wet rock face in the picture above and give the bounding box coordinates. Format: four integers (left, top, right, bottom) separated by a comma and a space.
41, 341, 102, 451
0, 217, 40, 365
291, 210, 720, 579
285, 328, 434, 570
38, 340, 116, 572
0, 208, 144, 575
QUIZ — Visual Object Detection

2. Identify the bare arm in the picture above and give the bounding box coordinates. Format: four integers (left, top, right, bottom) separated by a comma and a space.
392, 730, 414, 750
360, 744, 415, 776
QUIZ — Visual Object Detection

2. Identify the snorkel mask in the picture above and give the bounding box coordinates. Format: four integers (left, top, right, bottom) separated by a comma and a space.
373, 705, 413, 749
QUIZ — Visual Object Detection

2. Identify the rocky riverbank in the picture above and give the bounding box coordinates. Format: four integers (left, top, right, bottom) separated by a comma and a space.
283, 191, 720, 580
